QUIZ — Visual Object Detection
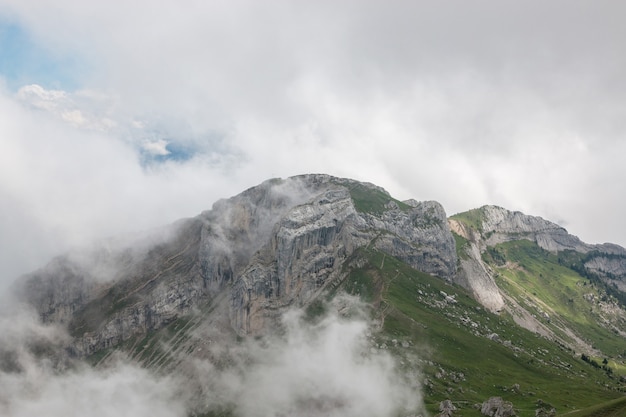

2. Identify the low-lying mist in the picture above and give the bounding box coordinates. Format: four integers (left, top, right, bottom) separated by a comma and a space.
0, 294, 424, 417
0, 303, 187, 417
189, 296, 424, 417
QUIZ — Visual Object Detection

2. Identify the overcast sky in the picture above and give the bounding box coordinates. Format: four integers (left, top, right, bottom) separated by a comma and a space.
1, 0, 626, 286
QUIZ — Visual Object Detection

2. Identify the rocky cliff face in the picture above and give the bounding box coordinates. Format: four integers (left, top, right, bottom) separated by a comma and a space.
479, 205, 590, 253
16, 218, 207, 355
230, 185, 457, 334
15, 174, 458, 354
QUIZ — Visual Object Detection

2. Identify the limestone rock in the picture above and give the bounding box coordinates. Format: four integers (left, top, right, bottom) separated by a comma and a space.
478, 205, 588, 253
481, 397, 516, 417
371, 200, 457, 279
437, 399, 457, 417
534, 400, 556, 417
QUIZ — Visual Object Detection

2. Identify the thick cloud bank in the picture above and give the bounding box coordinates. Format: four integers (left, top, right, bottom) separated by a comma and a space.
0, 295, 423, 417
2, 1, 626, 289
2, 363, 185, 417
222, 304, 421, 417
0, 304, 186, 417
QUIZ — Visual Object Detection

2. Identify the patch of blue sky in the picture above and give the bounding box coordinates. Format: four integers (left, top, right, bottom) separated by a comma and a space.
0, 19, 85, 91
140, 140, 197, 167
162, 141, 197, 162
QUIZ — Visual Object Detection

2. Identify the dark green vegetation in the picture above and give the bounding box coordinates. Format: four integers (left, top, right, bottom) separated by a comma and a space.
453, 232, 471, 260
339, 247, 626, 417
557, 249, 626, 308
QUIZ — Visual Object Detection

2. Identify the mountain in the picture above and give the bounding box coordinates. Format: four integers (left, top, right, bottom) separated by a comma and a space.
7, 174, 626, 417
450, 205, 626, 352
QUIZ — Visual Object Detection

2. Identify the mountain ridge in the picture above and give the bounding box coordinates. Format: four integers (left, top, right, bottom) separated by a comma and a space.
14, 175, 626, 355
9, 174, 626, 416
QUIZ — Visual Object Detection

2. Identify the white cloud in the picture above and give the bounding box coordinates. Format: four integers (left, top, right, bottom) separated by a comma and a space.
180, 297, 424, 417
2, 363, 185, 417
0, 293, 422, 417
16, 84, 119, 131
1, 0, 626, 282
0, 88, 250, 288
142, 139, 170, 156
0, 301, 187, 417
230, 305, 422, 417
16, 84, 67, 109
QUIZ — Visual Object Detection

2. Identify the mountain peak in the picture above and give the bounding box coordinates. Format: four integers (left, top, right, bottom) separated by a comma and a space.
451, 205, 591, 254
480, 205, 565, 234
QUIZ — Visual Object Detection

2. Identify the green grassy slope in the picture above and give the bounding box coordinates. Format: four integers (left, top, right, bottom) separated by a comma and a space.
488, 240, 626, 359
562, 397, 626, 417
346, 182, 411, 215
450, 207, 486, 232
340, 248, 626, 417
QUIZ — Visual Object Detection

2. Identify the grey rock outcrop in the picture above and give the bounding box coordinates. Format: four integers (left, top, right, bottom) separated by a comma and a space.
15, 257, 95, 326
481, 397, 516, 417
14, 174, 626, 366
534, 400, 556, 417
372, 200, 456, 279
230, 186, 361, 333
584, 252, 626, 286
480, 206, 589, 253
437, 399, 457, 417
14, 218, 204, 327
475, 206, 626, 276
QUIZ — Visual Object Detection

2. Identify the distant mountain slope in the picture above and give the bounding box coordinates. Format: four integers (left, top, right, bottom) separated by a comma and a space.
450, 205, 626, 355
